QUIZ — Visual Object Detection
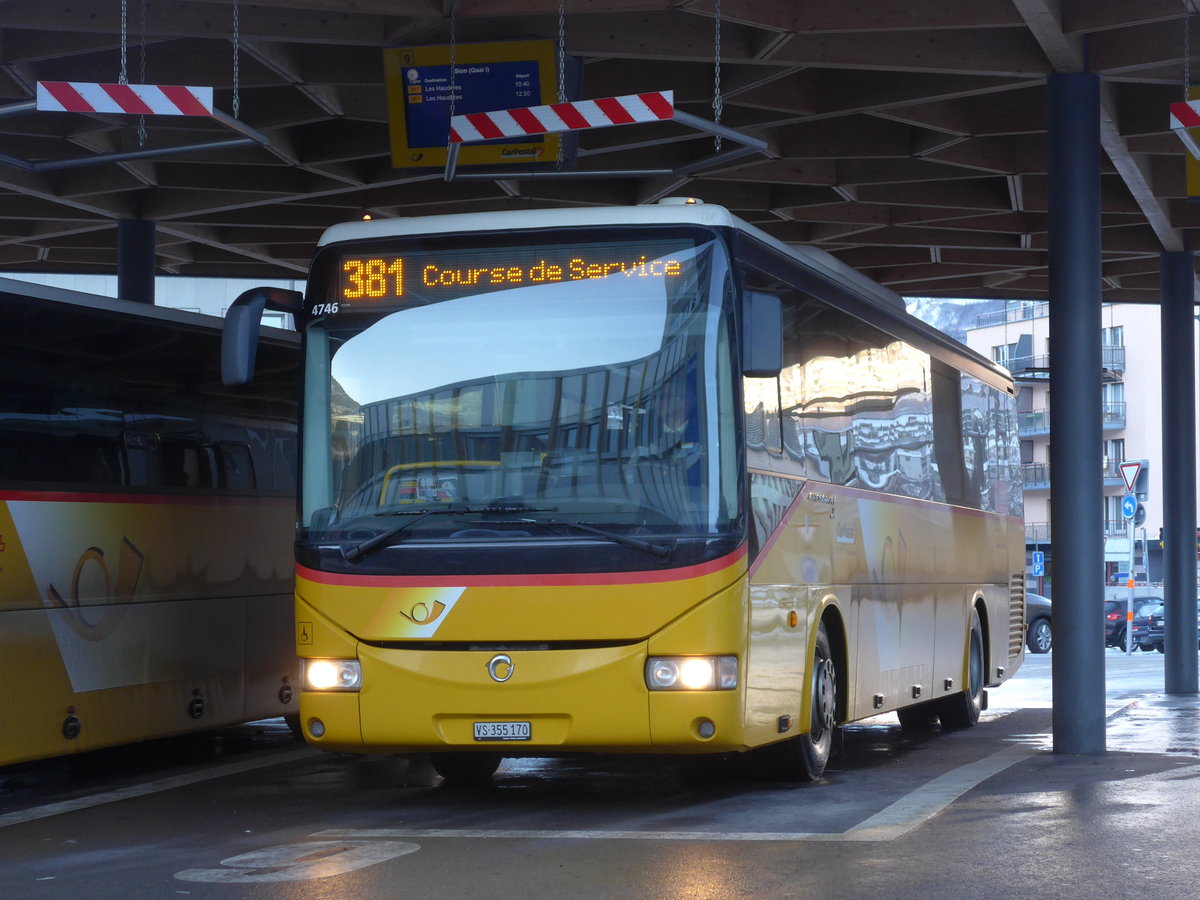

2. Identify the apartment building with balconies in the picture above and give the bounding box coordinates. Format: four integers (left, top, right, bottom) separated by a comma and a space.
964, 301, 1164, 588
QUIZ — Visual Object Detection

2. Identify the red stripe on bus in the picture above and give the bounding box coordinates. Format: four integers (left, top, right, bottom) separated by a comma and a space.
746, 476, 1023, 577
297, 545, 747, 588
0, 489, 290, 505
748, 484, 810, 578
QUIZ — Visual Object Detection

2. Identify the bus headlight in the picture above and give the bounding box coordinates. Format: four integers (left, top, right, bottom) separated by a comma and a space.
645, 656, 738, 691
305, 659, 362, 691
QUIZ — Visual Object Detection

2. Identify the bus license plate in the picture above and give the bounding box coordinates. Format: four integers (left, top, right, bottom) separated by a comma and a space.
473, 721, 531, 741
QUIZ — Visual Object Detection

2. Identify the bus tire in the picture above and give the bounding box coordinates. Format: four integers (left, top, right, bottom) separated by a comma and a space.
430, 752, 502, 783
937, 607, 984, 728
896, 700, 940, 730
766, 622, 838, 781
283, 712, 304, 741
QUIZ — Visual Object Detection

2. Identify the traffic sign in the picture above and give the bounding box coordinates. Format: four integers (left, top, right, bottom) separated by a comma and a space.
1031, 550, 1045, 576
1120, 460, 1142, 493
1121, 493, 1138, 519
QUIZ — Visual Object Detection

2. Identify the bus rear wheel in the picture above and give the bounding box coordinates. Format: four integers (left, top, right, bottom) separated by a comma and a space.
430, 752, 502, 783
937, 608, 984, 728
766, 622, 838, 781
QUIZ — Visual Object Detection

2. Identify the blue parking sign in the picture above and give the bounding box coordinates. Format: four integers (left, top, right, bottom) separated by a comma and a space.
1031, 550, 1045, 577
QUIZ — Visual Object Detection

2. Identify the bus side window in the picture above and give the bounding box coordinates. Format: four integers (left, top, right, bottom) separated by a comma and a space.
123, 432, 161, 486
743, 376, 782, 457
218, 442, 256, 490
930, 362, 968, 506
161, 437, 215, 489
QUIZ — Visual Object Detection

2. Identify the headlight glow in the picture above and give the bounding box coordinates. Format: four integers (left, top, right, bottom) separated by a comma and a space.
679, 658, 715, 690
305, 659, 362, 691
645, 656, 737, 691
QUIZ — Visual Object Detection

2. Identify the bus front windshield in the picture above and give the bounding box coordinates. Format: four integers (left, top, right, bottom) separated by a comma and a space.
301, 232, 740, 546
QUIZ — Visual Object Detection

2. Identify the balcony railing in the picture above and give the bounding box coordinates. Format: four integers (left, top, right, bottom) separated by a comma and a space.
975, 302, 1049, 329
1021, 463, 1050, 490
1017, 403, 1124, 436
1022, 457, 1138, 490
1102, 345, 1126, 375
1103, 457, 1132, 487
1025, 522, 1051, 545
1017, 409, 1049, 436
1006, 345, 1125, 382
1102, 401, 1126, 429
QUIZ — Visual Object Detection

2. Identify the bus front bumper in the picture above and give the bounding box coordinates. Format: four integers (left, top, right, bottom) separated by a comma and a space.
300, 641, 747, 755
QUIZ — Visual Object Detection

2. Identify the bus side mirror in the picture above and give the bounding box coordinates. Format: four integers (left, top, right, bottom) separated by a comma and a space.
742, 291, 782, 378
221, 287, 304, 385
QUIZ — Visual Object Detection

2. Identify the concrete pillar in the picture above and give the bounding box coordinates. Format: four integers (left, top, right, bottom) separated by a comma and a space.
1159, 251, 1198, 694
118, 219, 155, 304
1047, 72, 1106, 754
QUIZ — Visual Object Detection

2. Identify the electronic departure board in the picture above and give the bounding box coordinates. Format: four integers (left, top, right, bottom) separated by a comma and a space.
329, 240, 696, 308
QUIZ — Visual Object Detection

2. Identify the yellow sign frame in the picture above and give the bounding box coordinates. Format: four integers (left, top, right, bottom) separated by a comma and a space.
383, 40, 561, 169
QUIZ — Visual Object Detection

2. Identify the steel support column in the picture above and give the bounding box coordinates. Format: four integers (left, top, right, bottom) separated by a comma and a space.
1159, 251, 1198, 694
118, 219, 155, 304
1047, 72, 1106, 753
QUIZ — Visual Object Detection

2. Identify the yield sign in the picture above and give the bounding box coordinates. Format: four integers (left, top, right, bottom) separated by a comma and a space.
1120, 460, 1142, 493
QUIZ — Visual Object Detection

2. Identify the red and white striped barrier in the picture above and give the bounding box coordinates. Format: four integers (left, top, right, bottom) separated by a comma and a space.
450, 91, 674, 144
36, 81, 214, 116
1170, 99, 1200, 131
1171, 100, 1200, 160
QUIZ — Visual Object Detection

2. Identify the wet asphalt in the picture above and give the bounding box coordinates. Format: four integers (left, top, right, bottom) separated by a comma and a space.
1, 650, 1198, 900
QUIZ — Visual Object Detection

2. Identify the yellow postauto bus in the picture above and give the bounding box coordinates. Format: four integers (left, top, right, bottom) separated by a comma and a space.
0, 279, 300, 766
224, 201, 1026, 781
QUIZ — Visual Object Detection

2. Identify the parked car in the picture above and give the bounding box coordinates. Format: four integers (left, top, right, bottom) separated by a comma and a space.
1129, 602, 1161, 651
1026, 592, 1052, 654
1105, 596, 1163, 649
1137, 600, 1200, 653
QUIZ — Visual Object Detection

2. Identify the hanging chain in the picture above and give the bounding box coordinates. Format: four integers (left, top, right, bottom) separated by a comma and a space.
557, 0, 566, 103
448, 2, 458, 134
1187, 0, 1193, 100
232, 0, 241, 119
119, 0, 129, 84
712, 0, 723, 152
556, 0, 566, 168
137, 0, 147, 145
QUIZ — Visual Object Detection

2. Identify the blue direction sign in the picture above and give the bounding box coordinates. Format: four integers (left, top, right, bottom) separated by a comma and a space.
1121, 493, 1138, 519
1031, 550, 1045, 577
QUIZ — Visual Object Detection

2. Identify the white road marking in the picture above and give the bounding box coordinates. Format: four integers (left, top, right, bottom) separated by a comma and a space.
828, 744, 1031, 841
0, 747, 317, 830
175, 840, 419, 883
315, 745, 1031, 844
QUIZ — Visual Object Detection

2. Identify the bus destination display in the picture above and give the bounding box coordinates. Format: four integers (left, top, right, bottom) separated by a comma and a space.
335, 241, 693, 306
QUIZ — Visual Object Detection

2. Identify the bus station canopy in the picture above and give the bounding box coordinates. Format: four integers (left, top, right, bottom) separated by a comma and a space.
0, 0, 1195, 301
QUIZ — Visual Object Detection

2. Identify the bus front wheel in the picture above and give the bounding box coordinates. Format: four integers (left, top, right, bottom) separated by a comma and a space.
937, 607, 984, 728
766, 621, 838, 781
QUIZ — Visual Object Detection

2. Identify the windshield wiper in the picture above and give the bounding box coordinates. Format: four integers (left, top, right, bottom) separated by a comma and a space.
343, 506, 470, 563
342, 502, 558, 563
524, 517, 672, 561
